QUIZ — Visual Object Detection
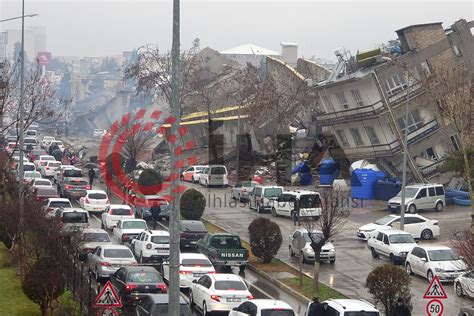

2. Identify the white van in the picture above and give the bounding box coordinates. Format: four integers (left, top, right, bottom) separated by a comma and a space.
271, 190, 321, 220
249, 185, 284, 213
388, 184, 445, 213
199, 165, 228, 187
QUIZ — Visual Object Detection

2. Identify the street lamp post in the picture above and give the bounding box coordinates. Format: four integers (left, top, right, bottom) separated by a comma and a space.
399, 75, 410, 231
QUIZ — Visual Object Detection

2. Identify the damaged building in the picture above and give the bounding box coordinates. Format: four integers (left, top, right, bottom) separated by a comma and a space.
311, 19, 474, 183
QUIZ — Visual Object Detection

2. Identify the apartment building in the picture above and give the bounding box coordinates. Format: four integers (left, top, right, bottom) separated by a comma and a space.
312, 19, 473, 182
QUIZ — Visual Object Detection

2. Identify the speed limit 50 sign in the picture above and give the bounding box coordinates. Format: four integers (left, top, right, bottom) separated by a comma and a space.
426, 299, 444, 316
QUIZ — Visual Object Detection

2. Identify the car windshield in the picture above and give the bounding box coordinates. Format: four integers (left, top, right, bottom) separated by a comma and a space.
214, 280, 247, 291
396, 187, 419, 198
127, 271, 162, 283
24, 165, 35, 171
48, 162, 61, 168
82, 233, 110, 242
37, 187, 57, 195
211, 236, 241, 249
241, 181, 257, 188
264, 188, 283, 198
151, 236, 169, 244
103, 249, 133, 258
261, 310, 295, 316
181, 221, 206, 232
345, 313, 379, 316
428, 249, 460, 261
88, 193, 107, 200
303, 232, 323, 243
41, 156, 55, 161
210, 166, 226, 174
181, 259, 212, 267
69, 180, 88, 186
151, 304, 192, 315
195, 167, 205, 172
24, 139, 36, 143
35, 180, 51, 186
64, 169, 82, 177
122, 221, 147, 229
374, 216, 395, 225
32, 150, 45, 155
63, 212, 88, 223
111, 208, 131, 215
300, 194, 321, 208
25, 172, 41, 178
389, 234, 415, 244
50, 201, 72, 208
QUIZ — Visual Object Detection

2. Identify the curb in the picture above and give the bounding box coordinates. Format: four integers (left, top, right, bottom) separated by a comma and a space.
202, 217, 311, 304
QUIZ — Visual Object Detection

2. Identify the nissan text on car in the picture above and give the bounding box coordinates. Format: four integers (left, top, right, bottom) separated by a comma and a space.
388, 183, 445, 213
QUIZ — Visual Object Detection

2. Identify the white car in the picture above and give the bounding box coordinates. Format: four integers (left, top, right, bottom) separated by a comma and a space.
23, 171, 42, 184
19, 162, 36, 172
271, 190, 321, 220
305, 299, 380, 316
131, 230, 170, 263
39, 160, 62, 177
230, 299, 295, 316
357, 214, 440, 240
43, 198, 72, 215
93, 129, 106, 137
367, 229, 417, 264
113, 219, 148, 244
288, 229, 336, 264
231, 181, 259, 202
199, 165, 229, 187
181, 165, 206, 183
162, 253, 215, 288
87, 244, 137, 280
79, 190, 110, 213
455, 271, 474, 298
405, 245, 469, 282
190, 274, 253, 314
24, 137, 38, 150
249, 185, 284, 213
31, 178, 53, 188
101, 204, 134, 230
41, 136, 55, 149
54, 165, 75, 183
34, 155, 56, 169
49, 140, 65, 152
388, 183, 445, 213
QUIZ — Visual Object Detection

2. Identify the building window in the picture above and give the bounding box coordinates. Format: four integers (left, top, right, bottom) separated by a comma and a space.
335, 92, 349, 109
450, 134, 461, 151
397, 110, 424, 133
350, 128, 364, 146
351, 89, 364, 106
321, 95, 335, 113
335, 130, 349, 147
384, 73, 408, 95
365, 126, 380, 145
420, 60, 432, 77
424, 147, 438, 161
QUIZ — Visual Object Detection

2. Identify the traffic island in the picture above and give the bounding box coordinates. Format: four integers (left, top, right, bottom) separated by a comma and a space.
202, 219, 345, 303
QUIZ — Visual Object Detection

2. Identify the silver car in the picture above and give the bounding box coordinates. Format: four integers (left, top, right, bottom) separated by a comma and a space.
78, 228, 111, 260
231, 181, 259, 202
87, 245, 137, 280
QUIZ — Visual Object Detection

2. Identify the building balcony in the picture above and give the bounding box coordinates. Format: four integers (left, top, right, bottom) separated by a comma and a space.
338, 119, 439, 159
316, 100, 387, 126
420, 159, 445, 179
387, 82, 425, 108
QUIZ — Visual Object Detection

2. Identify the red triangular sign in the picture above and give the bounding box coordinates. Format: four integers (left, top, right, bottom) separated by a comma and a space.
423, 275, 447, 299
94, 281, 123, 307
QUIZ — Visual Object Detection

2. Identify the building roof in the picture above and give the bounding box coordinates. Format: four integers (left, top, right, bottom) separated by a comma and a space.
221, 44, 280, 56
395, 22, 443, 33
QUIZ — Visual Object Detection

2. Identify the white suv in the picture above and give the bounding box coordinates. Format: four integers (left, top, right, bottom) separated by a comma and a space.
131, 230, 170, 263
388, 183, 445, 213
305, 299, 380, 316
271, 190, 321, 221
249, 185, 283, 213
199, 165, 228, 187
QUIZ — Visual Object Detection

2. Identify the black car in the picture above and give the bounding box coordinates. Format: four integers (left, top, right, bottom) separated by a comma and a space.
135, 294, 192, 316
179, 220, 208, 249
109, 266, 167, 307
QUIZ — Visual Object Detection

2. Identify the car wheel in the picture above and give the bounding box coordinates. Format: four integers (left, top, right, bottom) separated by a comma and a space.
406, 262, 413, 275
189, 290, 195, 306
371, 247, 379, 258
435, 201, 443, 212
389, 253, 396, 264
289, 246, 294, 257
271, 208, 278, 217
421, 229, 433, 240
427, 270, 434, 282
256, 204, 261, 213
330, 258, 336, 264
408, 204, 416, 214
455, 282, 464, 297
301, 251, 306, 264
203, 301, 209, 316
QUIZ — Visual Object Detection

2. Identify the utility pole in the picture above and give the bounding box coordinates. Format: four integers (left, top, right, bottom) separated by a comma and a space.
18, 0, 26, 279
399, 76, 410, 231
168, 0, 181, 315
235, 103, 241, 183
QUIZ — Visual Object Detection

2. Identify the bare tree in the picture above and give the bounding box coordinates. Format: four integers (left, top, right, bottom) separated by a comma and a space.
299, 187, 348, 294
452, 230, 474, 269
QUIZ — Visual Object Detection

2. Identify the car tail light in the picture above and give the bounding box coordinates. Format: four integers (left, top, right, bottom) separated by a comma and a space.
85, 198, 90, 204
210, 295, 220, 302
157, 284, 167, 293
179, 270, 192, 275
207, 271, 216, 274
45, 167, 50, 170
131, 262, 138, 266
124, 283, 138, 292
122, 235, 130, 241
242, 188, 247, 192
100, 262, 110, 266
247, 295, 254, 300
129, 210, 134, 216
65, 185, 73, 189
260, 197, 264, 203
47, 207, 53, 212
106, 198, 110, 204
59, 223, 64, 229
146, 243, 152, 250
85, 185, 91, 190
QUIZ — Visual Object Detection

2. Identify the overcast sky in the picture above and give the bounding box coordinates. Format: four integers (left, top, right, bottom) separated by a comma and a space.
1, 0, 472, 61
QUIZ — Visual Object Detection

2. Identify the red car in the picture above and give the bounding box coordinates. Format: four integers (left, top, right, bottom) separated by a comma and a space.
34, 186, 59, 202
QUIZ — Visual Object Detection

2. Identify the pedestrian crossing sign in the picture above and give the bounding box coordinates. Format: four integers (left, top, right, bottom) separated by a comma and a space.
423, 275, 447, 299
94, 281, 123, 307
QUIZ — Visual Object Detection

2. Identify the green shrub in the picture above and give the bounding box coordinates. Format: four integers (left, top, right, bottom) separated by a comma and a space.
137, 169, 163, 195
248, 217, 282, 263
180, 189, 206, 220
